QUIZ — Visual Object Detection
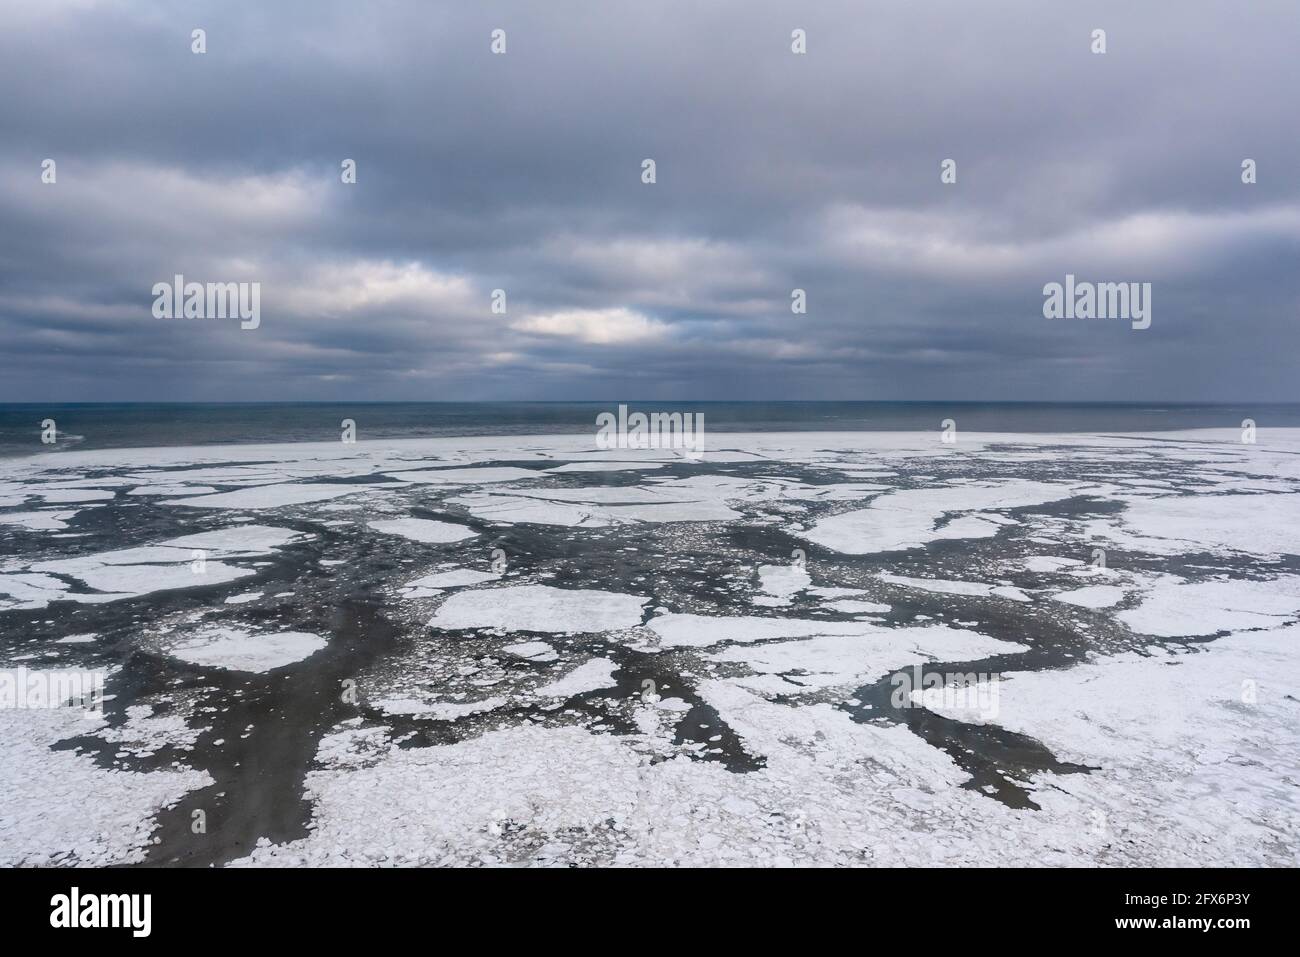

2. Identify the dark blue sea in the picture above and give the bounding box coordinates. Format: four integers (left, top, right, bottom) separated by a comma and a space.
1, 401, 1297, 459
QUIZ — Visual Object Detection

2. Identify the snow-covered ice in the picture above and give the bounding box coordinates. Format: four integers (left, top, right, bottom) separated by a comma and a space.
4, 428, 1300, 867
168, 627, 328, 672
430, 584, 647, 634
367, 518, 478, 544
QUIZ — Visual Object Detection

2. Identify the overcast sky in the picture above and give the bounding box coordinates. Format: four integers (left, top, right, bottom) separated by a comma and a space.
2, 0, 1298, 403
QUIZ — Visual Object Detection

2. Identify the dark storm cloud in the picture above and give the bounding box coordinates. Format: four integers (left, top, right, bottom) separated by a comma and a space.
1, 0, 1298, 402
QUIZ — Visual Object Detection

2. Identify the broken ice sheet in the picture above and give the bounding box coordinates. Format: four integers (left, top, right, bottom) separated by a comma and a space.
167, 626, 328, 673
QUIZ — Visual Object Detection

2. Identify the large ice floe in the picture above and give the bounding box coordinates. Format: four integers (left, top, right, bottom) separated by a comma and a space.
804, 481, 1078, 554
0, 670, 211, 866
3, 429, 1299, 866
430, 584, 647, 633
167, 626, 328, 673
1, 524, 308, 610
367, 517, 478, 544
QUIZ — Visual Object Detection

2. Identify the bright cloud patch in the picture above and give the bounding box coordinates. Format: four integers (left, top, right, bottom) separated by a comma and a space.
511, 307, 668, 345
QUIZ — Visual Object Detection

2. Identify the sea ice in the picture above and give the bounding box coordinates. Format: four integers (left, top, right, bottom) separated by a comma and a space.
367, 518, 478, 544
430, 584, 647, 633
168, 627, 328, 672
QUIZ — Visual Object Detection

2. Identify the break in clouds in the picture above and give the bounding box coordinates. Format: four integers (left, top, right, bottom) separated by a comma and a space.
2, 0, 1298, 403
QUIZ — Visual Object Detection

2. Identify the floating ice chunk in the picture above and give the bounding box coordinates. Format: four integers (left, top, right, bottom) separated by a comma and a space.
36, 546, 195, 569
1052, 585, 1126, 609
12, 524, 304, 604
545, 461, 667, 473
806, 586, 867, 599
158, 525, 309, 557
27, 488, 116, 504
230, 725, 645, 866
535, 658, 618, 698
387, 467, 543, 485
403, 588, 442, 600
163, 484, 374, 510
66, 562, 252, 598
649, 613, 895, 649
0, 572, 69, 611
878, 573, 1030, 602
447, 475, 809, 529
1096, 493, 1300, 558
169, 627, 327, 672
368, 518, 478, 544
916, 623, 1300, 862
502, 640, 557, 662
32, 526, 305, 573
94, 703, 204, 756
655, 696, 692, 712
1022, 556, 1085, 573
407, 569, 498, 589
754, 564, 810, 604
1117, 577, 1300, 637
127, 484, 219, 497
449, 490, 739, 527
376, 696, 508, 720
224, 592, 263, 605
431, 584, 646, 633
824, 599, 890, 614
707, 625, 1027, 690
805, 482, 1076, 554
18, 478, 135, 489
0, 691, 211, 866
0, 510, 79, 532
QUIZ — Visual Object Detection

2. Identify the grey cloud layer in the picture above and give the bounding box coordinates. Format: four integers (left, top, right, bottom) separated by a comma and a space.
2, 0, 1298, 401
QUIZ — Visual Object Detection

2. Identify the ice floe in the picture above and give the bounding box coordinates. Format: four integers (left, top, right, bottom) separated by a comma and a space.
168, 626, 328, 673
707, 624, 1027, 691
387, 467, 543, 485
430, 584, 647, 633
805, 481, 1078, 554
0, 678, 211, 866
917, 625, 1300, 864
376, 695, 507, 720
367, 518, 478, 544
1090, 492, 1300, 558
407, 568, 498, 589
545, 461, 667, 473
502, 640, 557, 662
535, 658, 618, 698
1117, 576, 1300, 637
5, 524, 308, 607
823, 599, 890, 614
1051, 585, 1126, 609
163, 484, 375, 510
879, 573, 1031, 602
754, 563, 810, 605
0, 510, 81, 532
